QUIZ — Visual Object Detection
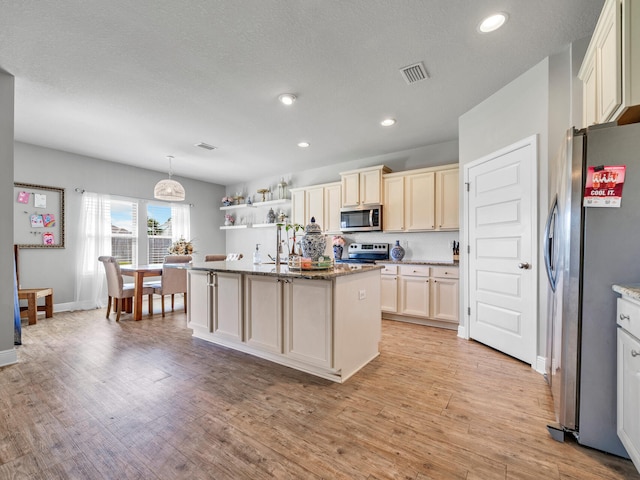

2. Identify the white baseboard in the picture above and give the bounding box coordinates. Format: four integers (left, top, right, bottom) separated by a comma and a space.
457, 325, 468, 339
0, 348, 18, 368
535, 355, 547, 375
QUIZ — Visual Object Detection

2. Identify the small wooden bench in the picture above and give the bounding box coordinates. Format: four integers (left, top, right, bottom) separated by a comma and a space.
18, 288, 54, 325
14, 245, 54, 325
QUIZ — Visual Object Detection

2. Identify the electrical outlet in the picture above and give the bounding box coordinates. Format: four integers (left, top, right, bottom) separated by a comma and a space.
359, 289, 366, 300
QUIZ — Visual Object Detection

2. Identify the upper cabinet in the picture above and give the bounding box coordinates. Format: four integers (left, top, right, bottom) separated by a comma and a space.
383, 164, 458, 232
579, 0, 640, 127
435, 168, 459, 230
340, 165, 391, 207
290, 181, 341, 233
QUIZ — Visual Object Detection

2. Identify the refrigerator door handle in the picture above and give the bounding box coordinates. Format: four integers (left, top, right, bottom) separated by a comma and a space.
544, 195, 558, 292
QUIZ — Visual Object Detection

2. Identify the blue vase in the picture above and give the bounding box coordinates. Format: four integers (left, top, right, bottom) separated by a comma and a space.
390, 240, 405, 261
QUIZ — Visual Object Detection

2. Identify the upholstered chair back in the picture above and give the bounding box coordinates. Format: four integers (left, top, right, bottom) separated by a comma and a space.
161, 255, 192, 296
98, 256, 124, 298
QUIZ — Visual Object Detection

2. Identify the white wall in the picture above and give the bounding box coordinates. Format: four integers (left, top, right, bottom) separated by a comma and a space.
223, 140, 460, 263
14, 142, 226, 309
458, 44, 586, 366
0, 70, 17, 366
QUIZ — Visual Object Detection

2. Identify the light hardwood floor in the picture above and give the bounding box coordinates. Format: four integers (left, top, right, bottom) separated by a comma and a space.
1, 306, 638, 480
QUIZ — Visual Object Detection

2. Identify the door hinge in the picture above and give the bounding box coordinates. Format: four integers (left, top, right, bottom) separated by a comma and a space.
467, 245, 470, 254
468, 307, 471, 316
465, 182, 470, 192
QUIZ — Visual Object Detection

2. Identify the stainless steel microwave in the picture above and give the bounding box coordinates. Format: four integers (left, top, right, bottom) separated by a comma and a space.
340, 206, 382, 232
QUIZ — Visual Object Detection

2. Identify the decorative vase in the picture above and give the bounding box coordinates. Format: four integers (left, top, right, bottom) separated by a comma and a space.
333, 245, 343, 260
224, 218, 232, 226
390, 240, 405, 261
300, 217, 327, 261
266, 208, 276, 224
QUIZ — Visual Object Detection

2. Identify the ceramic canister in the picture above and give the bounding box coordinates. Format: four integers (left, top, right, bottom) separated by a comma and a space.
300, 217, 327, 261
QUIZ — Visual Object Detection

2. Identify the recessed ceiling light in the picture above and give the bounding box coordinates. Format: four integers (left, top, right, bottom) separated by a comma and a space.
278, 93, 297, 105
381, 118, 396, 127
478, 13, 508, 33
297, 142, 310, 148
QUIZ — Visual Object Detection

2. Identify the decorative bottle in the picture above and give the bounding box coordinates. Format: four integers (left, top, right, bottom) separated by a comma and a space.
390, 240, 405, 261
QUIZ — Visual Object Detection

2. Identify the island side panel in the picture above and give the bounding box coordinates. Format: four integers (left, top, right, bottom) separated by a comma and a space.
333, 268, 382, 381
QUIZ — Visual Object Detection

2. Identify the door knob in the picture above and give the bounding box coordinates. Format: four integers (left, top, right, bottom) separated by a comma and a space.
518, 262, 531, 270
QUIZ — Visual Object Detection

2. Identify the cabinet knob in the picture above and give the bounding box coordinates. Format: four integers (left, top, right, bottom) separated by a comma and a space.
632, 350, 640, 357
620, 313, 631, 321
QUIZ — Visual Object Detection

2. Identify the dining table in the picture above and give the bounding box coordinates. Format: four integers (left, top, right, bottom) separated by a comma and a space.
120, 264, 163, 321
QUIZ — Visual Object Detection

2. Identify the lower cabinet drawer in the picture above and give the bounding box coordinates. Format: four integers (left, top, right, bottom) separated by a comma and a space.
431, 266, 459, 279
618, 297, 640, 339
400, 265, 430, 277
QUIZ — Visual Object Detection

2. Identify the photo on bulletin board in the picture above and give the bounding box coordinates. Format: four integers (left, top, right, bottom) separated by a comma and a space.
13, 182, 65, 248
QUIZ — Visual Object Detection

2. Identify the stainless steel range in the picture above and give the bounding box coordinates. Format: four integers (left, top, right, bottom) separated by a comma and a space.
337, 243, 389, 264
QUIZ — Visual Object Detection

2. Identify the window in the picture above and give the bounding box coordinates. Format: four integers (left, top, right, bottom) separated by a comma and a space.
147, 203, 173, 264
110, 199, 138, 265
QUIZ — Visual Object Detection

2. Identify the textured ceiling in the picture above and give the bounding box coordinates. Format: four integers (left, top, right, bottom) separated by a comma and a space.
1, 0, 604, 185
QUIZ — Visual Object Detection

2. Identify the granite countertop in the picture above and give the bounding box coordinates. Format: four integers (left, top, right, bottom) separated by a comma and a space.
613, 284, 640, 302
191, 259, 382, 280
376, 259, 459, 267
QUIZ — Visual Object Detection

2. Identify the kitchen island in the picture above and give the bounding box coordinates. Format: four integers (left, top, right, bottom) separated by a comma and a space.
187, 260, 382, 383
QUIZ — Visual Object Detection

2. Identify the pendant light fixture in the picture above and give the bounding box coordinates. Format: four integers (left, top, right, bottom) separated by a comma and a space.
154, 155, 185, 201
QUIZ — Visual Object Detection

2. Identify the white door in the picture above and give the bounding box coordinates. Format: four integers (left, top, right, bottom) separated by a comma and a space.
466, 136, 537, 365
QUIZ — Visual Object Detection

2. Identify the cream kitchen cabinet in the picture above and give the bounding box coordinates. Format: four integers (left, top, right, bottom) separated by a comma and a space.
380, 264, 399, 313
323, 182, 342, 233
290, 181, 341, 233
245, 275, 334, 368
579, 0, 640, 126
380, 263, 459, 328
398, 265, 430, 317
406, 172, 436, 231
430, 266, 459, 323
435, 168, 459, 230
382, 176, 405, 231
244, 275, 283, 354
616, 293, 640, 472
188, 270, 243, 342
188, 265, 381, 383
340, 165, 391, 208
284, 278, 333, 370
211, 272, 244, 343
383, 164, 458, 232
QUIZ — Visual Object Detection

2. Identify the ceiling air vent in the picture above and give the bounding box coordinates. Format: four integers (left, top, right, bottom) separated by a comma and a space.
195, 142, 216, 151
400, 62, 429, 85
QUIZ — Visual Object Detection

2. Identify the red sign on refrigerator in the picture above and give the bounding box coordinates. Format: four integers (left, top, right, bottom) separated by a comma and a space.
583, 165, 626, 207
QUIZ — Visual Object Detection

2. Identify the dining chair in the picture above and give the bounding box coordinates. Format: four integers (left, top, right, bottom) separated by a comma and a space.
98, 256, 155, 321
204, 253, 243, 261
153, 254, 192, 317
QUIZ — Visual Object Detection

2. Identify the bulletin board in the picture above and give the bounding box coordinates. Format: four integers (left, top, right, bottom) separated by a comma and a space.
13, 182, 65, 248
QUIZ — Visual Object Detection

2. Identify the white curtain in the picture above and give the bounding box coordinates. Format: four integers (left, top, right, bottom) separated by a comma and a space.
75, 192, 112, 309
171, 204, 191, 242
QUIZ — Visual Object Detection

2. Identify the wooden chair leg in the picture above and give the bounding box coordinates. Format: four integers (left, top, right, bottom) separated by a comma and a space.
171, 294, 175, 311
106, 296, 112, 318
184, 292, 188, 314
161, 295, 165, 317
148, 294, 153, 316
116, 298, 122, 322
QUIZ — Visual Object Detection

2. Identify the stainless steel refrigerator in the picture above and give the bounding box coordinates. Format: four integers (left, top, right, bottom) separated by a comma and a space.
544, 121, 640, 457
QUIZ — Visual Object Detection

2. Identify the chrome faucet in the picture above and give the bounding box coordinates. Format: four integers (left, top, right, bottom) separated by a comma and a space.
276, 224, 282, 267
